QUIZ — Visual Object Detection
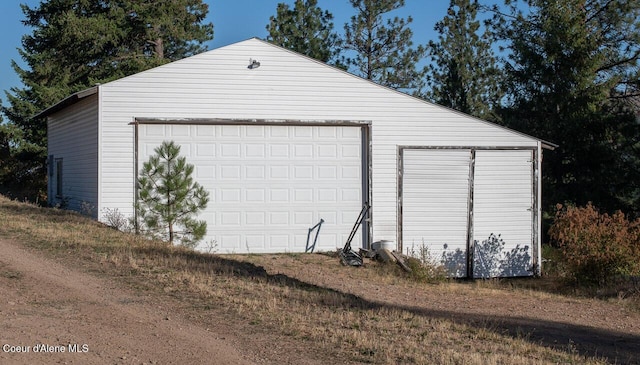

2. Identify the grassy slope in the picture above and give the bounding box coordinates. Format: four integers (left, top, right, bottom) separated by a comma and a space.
0, 195, 615, 364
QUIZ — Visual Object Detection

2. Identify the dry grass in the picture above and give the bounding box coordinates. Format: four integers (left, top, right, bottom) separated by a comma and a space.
0, 195, 622, 364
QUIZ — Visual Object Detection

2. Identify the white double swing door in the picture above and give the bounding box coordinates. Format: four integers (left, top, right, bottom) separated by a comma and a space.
401, 148, 535, 278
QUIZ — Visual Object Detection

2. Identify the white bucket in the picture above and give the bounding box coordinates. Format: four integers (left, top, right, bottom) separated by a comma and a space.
372, 240, 395, 251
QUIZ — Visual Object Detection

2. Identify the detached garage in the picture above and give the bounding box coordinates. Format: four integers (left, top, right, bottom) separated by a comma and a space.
40, 38, 552, 278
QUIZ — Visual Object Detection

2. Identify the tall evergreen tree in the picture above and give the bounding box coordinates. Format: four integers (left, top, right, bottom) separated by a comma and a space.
426, 0, 502, 121
1, 0, 213, 201
492, 0, 640, 217
343, 0, 426, 92
266, 0, 341, 64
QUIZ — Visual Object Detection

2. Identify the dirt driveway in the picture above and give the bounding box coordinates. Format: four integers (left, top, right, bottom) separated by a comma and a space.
0, 238, 259, 365
2, 235, 640, 364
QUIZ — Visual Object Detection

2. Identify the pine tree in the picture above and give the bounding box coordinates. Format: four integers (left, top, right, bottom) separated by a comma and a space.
426, 0, 502, 121
492, 0, 640, 217
343, 0, 426, 92
1, 0, 213, 201
266, 0, 342, 64
136, 141, 209, 248
0, 120, 43, 200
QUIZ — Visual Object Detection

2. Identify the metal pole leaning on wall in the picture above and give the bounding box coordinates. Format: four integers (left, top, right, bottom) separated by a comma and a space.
306, 219, 325, 253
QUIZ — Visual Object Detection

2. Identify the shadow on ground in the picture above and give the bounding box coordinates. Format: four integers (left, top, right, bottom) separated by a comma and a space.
133, 247, 640, 364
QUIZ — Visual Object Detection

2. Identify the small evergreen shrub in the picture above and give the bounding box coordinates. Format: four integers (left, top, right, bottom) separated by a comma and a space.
548, 203, 640, 284
136, 141, 209, 248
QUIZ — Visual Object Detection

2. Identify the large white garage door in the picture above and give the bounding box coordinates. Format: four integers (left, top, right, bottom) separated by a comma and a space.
138, 123, 364, 253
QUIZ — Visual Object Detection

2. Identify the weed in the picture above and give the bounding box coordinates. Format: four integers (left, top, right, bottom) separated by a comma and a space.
80, 201, 96, 217
102, 207, 133, 232
1, 270, 23, 279
195, 239, 219, 254
405, 242, 448, 283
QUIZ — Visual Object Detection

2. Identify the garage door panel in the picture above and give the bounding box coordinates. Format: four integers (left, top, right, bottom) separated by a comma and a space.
196, 125, 215, 136
221, 125, 241, 137
401, 149, 471, 278
139, 124, 363, 253
473, 150, 534, 278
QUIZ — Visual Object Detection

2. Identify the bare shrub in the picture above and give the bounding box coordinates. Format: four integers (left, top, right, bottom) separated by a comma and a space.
80, 201, 96, 217
102, 208, 133, 232
549, 203, 640, 284
201, 239, 218, 254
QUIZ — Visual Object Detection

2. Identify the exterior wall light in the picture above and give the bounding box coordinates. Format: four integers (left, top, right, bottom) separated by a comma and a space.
248, 59, 260, 69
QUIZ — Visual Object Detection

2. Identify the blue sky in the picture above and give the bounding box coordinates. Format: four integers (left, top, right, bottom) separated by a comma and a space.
0, 0, 454, 107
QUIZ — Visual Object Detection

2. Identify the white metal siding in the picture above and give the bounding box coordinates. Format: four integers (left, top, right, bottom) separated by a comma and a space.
95, 38, 540, 248
47, 94, 99, 216
138, 124, 363, 253
472, 150, 534, 278
401, 149, 471, 277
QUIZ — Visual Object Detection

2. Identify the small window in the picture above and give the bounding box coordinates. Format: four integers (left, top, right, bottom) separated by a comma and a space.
48, 155, 54, 177
55, 158, 63, 198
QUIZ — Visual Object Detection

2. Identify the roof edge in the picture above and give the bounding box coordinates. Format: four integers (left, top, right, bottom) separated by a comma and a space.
33, 86, 98, 119
252, 38, 554, 148
541, 141, 558, 150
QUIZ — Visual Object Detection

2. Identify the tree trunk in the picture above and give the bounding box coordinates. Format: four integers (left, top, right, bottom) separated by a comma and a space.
154, 37, 164, 59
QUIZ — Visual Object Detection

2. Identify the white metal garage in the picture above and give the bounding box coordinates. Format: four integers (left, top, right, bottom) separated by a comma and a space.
42, 38, 552, 277
136, 121, 367, 253
400, 148, 536, 278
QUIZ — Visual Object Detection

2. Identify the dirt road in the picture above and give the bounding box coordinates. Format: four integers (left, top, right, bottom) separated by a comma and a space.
0, 238, 254, 365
